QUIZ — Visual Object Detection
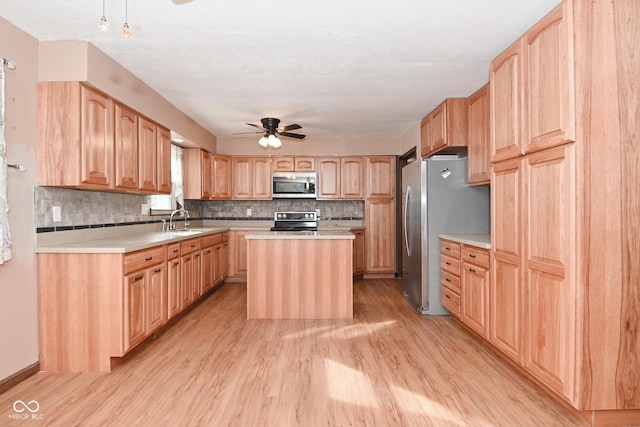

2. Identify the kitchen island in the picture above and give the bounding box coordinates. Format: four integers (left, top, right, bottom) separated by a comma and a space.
245, 231, 355, 319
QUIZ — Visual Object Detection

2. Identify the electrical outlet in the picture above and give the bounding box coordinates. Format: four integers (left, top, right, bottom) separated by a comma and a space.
52, 206, 61, 223
141, 204, 150, 215
315, 209, 321, 218
246, 208, 252, 216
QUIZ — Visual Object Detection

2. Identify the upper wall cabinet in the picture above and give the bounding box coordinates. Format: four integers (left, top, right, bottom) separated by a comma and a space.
157, 127, 172, 194
467, 84, 491, 185
491, 0, 575, 163
212, 154, 232, 200
232, 157, 271, 200
38, 82, 170, 195
272, 156, 315, 172
317, 157, 364, 200
420, 98, 468, 158
183, 148, 212, 200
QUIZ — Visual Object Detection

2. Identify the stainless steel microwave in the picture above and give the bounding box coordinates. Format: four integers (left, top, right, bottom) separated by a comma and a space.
272, 172, 317, 199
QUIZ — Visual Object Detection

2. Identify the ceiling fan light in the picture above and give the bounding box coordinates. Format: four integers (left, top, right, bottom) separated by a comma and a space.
258, 136, 269, 147
99, 16, 109, 31
268, 134, 282, 148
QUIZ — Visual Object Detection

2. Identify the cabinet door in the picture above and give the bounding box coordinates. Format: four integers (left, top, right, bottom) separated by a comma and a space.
461, 261, 490, 338
490, 157, 524, 364
221, 241, 229, 280
80, 85, 114, 188
352, 230, 365, 275
364, 198, 396, 274
294, 157, 315, 171
201, 151, 212, 199
157, 127, 172, 194
201, 246, 214, 292
232, 157, 252, 199
467, 84, 491, 185
341, 157, 364, 199
114, 103, 139, 190
181, 254, 194, 309
124, 271, 147, 352
365, 157, 395, 199
167, 258, 181, 319
213, 243, 224, 285
524, 1, 575, 153
430, 102, 447, 153
212, 155, 232, 199
272, 157, 295, 172
229, 231, 250, 277
138, 117, 158, 192
420, 115, 433, 158
317, 158, 341, 199
491, 39, 524, 162
252, 157, 272, 199
147, 265, 166, 333
524, 144, 576, 399
191, 252, 202, 300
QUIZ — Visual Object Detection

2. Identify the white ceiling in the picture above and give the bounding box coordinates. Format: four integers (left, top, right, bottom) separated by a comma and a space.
1, 0, 560, 140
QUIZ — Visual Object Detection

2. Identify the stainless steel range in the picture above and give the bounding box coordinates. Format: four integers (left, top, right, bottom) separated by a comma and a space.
271, 211, 318, 231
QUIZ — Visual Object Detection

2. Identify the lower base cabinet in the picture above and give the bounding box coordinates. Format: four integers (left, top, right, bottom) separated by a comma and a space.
352, 229, 365, 275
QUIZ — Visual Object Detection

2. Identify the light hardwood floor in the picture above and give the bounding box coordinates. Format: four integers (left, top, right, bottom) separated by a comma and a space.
1, 279, 585, 426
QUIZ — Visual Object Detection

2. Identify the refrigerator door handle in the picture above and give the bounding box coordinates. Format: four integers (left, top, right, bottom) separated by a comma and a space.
404, 185, 412, 256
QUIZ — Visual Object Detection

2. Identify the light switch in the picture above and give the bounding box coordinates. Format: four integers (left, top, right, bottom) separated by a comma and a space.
246, 208, 252, 216
52, 206, 61, 223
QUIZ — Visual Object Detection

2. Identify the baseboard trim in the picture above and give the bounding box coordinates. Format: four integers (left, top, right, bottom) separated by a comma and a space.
0, 362, 40, 395
363, 273, 396, 279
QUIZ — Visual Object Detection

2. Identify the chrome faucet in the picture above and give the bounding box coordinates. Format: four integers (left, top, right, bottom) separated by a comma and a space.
168, 208, 190, 231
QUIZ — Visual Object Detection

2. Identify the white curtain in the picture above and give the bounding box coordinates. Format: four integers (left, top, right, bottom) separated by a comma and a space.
0, 61, 12, 264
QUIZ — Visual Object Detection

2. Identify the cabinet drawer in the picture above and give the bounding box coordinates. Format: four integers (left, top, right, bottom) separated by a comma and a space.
180, 238, 201, 254
221, 232, 229, 243
201, 233, 223, 248
167, 243, 181, 260
440, 240, 461, 258
441, 285, 460, 317
441, 270, 461, 294
461, 245, 489, 268
124, 246, 166, 275
441, 254, 461, 276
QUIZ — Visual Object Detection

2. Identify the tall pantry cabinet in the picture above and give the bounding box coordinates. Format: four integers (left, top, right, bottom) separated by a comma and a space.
489, 0, 640, 422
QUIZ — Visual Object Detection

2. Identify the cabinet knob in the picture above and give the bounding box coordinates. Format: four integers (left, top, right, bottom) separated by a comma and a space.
145, 257, 153, 261
134, 275, 143, 281
154, 268, 161, 273
445, 278, 451, 282
469, 254, 476, 258
469, 268, 477, 273
445, 294, 451, 299
445, 262, 451, 266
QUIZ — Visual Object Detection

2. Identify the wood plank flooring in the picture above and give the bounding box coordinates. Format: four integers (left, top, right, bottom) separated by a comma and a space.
1, 279, 586, 426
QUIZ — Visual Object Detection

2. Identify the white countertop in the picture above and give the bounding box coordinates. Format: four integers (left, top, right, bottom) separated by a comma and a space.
36, 227, 230, 254
439, 233, 491, 249
245, 230, 356, 240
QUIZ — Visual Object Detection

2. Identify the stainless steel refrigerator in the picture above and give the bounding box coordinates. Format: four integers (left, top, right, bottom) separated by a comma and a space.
401, 156, 490, 315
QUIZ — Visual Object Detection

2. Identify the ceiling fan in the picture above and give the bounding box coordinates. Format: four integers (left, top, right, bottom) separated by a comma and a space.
235, 117, 306, 147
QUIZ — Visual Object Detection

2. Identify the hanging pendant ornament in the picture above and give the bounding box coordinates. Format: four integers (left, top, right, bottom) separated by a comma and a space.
98, 0, 109, 31
121, 0, 132, 38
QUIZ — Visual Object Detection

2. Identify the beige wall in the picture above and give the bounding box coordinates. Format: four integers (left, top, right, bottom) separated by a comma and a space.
399, 121, 421, 156
0, 17, 40, 381
217, 135, 402, 156
39, 41, 218, 153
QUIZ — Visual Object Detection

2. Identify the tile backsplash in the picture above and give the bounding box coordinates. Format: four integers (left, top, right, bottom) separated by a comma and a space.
34, 187, 363, 232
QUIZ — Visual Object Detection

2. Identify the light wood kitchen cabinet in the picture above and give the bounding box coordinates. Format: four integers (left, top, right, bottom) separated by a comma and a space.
138, 116, 158, 192
440, 240, 461, 317
317, 157, 364, 200
232, 157, 272, 199
364, 156, 395, 199
183, 149, 213, 200
420, 98, 468, 158
364, 156, 396, 275
352, 229, 365, 276
180, 238, 201, 309
201, 233, 225, 293
490, 39, 524, 163
317, 157, 341, 199
272, 156, 315, 172
114, 102, 138, 190
461, 245, 490, 339
157, 127, 172, 194
123, 246, 167, 352
523, 0, 575, 154
38, 81, 170, 195
167, 243, 182, 320
420, 115, 433, 158
212, 154, 232, 199
490, 157, 524, 365
38, 82, 114, 190
228, 230, 251, 278
467, 84, 491, 185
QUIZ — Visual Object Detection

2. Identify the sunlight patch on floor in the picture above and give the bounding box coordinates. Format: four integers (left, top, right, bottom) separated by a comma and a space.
391, 384, 466, 425
324, 359, 379, 407
281, 320, 397, 341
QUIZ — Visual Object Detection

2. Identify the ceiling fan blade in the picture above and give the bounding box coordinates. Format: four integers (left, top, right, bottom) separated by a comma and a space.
245, 123, 265, 130
279, 132, 306, 140
232, 131, 264, 135
281, 123, 302, 132
172, 0, 193, 4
